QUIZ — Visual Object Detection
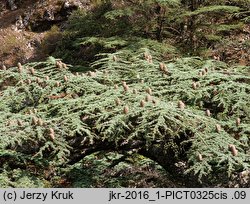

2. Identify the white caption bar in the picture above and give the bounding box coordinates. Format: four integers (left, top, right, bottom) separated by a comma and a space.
0, 188, 249, 204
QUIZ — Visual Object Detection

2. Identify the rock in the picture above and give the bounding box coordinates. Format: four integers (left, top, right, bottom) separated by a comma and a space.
43, 8, 55, 21
23, 11, 32, 28
7, 0, 17, 11
63, 1, 71, 9
59, 0, 83, 17
15, 15, 25, 30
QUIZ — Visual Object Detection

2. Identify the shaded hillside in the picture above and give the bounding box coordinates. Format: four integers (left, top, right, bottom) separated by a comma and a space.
0, 0, 89, 67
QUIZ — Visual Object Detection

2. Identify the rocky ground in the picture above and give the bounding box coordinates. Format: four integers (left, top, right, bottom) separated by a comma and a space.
1, 0, 249, 68
0, 0, 90, 67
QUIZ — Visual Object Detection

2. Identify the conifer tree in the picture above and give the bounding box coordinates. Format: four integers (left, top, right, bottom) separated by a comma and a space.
0, 51, 249, 186
178, 0, 249, 53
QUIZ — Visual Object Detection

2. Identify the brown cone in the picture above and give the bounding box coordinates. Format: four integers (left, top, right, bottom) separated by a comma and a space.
123, 85, 129, 92
216, 124, 221, 133
206, 109, 211, 117
113, 55, 117, 62
37, 118, 44, 126
192, 82, 197, 89
145, 94, 152, 102
30, 67, 35, 75
2, 65, 6, 70
159, 63, 165, 71
236, 118, 241, 126
17, 62, 22, 73
17, 119, 23, 126
228, 144, 238, 156
178, 101, 185, 110
31, 117, 38, 125
146, 88, 152, 95
197, 153, 203, 161
123, 106, 129, 114
115, 98, 121, 106
140, 100, 145, 107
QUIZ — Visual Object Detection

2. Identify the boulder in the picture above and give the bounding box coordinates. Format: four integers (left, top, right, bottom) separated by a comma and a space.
15, 15, 25, 30
43, 8, 55, 21
7, 0, 17, 11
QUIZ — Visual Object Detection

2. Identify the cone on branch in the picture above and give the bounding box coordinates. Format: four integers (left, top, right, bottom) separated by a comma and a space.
216, 124, 221, 133
36, 77, 41, 84
17, 62, 22, 73
202, 70, 206, 76
228, 144, 238, 156
122, 81, 126, 87
145, 94, 152, 102
17, 119, 23, 126
30, 67, 35, 75
140, 100, 145, 107
55, 81, 60, 87
133, 89, 137, 94
49, 128, 55, 140
37, 118, 44, 126
159, 62, 166, 71
114, 84, 118, 89
192, 82, 197, 89
27, 79, 32, 84
45, 76, 50, 81
56, 61, 63, 69
115, 98, 121, 106
147, 54, 152, 63
178, 100, 185, 110
206, 109, 211, 117
6, 120, 11, 126
123, 84, 129, 92
88, 71, 96, 77
2, 65, 6, 70
112, 55, 117, 62
62, 63, 67, 69
144, 52, 152, 63
123, 105, 129, 114
64, 75, 68, 82
146, 87, 152, 95
236, 118, 241, 126
148, 58, 153, 64
81, 115, 89, 122
197, 153, 203, 161
163, 67, 169, 74
31, 117, 38, 125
